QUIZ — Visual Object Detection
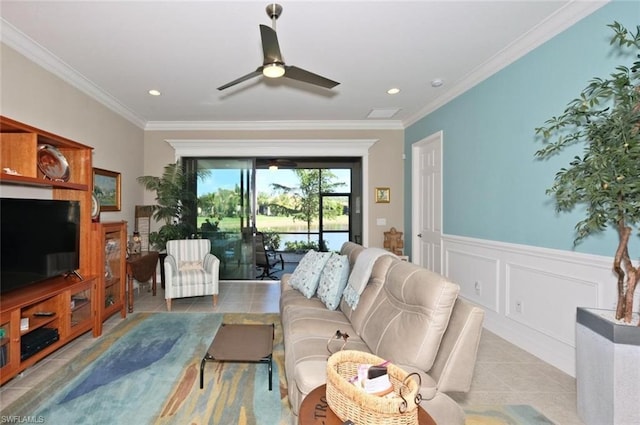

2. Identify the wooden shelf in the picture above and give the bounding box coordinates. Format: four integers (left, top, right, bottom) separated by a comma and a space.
20, 315, 58, 336
0, 172, 89, 190
0, 275, 96, 385
0, 116, 97, 386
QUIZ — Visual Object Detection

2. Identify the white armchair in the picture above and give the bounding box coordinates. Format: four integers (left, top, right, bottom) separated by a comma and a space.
164, 239, 220, 311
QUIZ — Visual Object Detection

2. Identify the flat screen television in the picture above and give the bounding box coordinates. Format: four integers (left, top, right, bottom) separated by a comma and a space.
1, 198, 81, 294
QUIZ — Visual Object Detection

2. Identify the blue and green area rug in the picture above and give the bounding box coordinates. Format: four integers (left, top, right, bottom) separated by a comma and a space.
4, 312, 291, 425
3, 312, 555, 425
464, 405, 555, 424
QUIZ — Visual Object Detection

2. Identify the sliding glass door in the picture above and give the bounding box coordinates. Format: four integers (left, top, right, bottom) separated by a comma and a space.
255, 164, 356, 254
184, 157, 361, 280
190, 158, 256, 280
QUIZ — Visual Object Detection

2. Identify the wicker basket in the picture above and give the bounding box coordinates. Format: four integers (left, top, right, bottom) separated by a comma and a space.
326, 350, 420, 425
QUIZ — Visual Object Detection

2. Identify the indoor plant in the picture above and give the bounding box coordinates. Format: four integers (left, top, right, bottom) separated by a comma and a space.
535, 22, 639, 425
535, 22, 640, 326
137, 162, 207, 251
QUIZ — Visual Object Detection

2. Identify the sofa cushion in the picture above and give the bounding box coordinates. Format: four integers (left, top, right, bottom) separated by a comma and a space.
340, 255, 395, 335
359, 260, 459, 371
339, 241, 364, 268
282, 306, 356, 346
280, 286, 326, 314
343, 247, 393, 309
316, 253, 350, 310
289, 250, 331, 298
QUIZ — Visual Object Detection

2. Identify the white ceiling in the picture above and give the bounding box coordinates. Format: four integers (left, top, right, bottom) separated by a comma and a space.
0, 1, 607, 129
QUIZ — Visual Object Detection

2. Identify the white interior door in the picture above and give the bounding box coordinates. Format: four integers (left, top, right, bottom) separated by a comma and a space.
411, 131, 443, 272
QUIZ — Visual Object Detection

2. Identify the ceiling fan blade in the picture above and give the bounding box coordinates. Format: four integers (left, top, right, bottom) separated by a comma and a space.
259, 24, 283, 65
283, 66, 340, 89
217, 68, 263, 91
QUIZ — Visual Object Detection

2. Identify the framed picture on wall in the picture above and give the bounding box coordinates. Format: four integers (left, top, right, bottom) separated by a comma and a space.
375, 187, 390, 203
93, 168, 121, 211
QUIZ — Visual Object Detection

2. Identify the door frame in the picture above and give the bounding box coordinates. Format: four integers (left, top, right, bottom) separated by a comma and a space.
167, 138, 377, 246
411, 131, 443, 269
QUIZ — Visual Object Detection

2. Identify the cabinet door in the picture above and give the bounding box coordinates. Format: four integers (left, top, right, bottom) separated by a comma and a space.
68, 280, 94, 338
0, 310, 19, 382
103, 228, 123, 314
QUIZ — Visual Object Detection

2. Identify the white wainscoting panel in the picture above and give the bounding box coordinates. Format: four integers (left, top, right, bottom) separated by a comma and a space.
442, 234, 622, 377
506, 263, 598, 345
445, 249, 500, 313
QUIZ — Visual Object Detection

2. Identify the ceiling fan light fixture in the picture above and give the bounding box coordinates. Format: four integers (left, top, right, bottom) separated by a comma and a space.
269, 164, 279, 171
263, 63, 285, 78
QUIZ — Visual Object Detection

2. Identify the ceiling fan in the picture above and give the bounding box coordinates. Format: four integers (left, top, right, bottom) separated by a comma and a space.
217, 3, 340, 91
257, 158, 298, 170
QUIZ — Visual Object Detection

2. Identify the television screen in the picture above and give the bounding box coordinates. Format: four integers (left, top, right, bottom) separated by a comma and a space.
1, 198, 80, 294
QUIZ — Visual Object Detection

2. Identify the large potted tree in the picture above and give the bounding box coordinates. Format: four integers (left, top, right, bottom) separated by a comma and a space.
535, 22, 639, 425
137, 161, 206, 251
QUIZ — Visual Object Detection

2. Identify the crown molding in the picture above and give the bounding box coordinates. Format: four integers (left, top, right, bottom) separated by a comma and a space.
145, 120, 404, 131
166, 138, 378, 158
1, 18, 147, 129
402, 0, 610, 127
0, 19, 402, 133
2, 0, 609, 132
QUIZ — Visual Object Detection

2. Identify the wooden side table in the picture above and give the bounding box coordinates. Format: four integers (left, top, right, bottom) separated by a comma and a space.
298, 384, 437, 425
126, 250, 159, 313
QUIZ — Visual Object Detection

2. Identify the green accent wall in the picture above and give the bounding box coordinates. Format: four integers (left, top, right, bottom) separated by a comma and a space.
405, 0, 640, 258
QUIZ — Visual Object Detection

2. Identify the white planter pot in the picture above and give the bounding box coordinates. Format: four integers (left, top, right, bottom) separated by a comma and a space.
576, 307, 640, 425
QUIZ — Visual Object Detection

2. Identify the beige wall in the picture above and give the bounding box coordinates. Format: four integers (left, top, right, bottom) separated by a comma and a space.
143, 128, 405, 249
0, 44, 145, 227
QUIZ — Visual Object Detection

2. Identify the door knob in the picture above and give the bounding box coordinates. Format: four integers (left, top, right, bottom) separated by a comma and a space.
417, 233, 422, 238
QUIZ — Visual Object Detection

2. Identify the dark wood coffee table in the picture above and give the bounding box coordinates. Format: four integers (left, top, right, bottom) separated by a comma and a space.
299, 384, 437, 425
199, 323, 275, 390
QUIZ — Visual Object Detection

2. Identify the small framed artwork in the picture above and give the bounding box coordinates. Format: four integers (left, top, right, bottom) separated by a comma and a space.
375, 187, 390, 203
93, 168, 121, 211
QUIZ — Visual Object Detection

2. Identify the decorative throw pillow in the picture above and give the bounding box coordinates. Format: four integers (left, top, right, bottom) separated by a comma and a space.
316, 253, 350, 310
179, 260, 204, 271
289, 250, 332, 298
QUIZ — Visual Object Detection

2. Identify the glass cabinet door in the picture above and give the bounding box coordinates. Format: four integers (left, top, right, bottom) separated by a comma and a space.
0, 312, 13, 374
69, 281, 93, 336
104, 230, 122, 309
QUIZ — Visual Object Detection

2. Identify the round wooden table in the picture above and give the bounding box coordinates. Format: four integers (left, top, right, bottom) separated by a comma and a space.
298, 384, 437, 425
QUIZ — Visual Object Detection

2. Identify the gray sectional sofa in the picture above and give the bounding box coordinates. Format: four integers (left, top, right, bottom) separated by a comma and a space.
280, 242, 485, 425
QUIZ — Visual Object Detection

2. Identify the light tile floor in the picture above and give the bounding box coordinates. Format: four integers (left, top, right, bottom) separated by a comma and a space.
0, 281, 584, 425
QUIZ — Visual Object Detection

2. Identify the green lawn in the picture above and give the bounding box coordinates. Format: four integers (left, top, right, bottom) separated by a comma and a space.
197, 214, 348, 232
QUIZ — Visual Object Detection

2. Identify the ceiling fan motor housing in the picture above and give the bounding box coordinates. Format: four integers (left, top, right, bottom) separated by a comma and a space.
266, 3, 282, 21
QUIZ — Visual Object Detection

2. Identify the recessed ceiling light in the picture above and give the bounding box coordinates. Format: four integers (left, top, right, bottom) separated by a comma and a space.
148, 89, 161, 96
387, 88, 400, 95
430, 79, 444, 88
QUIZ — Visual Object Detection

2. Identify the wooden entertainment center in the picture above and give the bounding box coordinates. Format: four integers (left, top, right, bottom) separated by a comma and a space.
0, 116, 126, 385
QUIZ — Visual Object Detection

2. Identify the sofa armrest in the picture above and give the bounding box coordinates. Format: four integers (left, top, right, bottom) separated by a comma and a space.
429, 298, 484, 392
281, 273, 294, 293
